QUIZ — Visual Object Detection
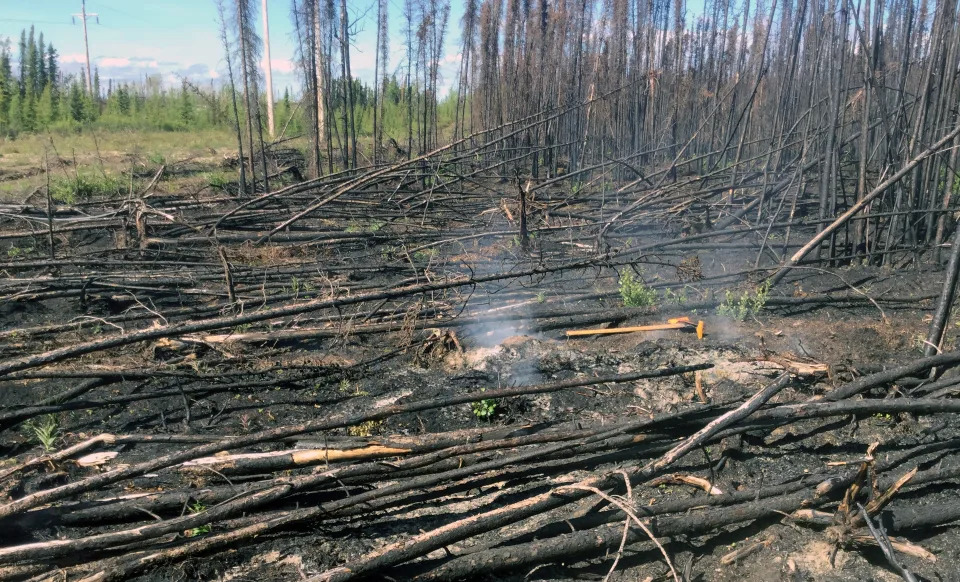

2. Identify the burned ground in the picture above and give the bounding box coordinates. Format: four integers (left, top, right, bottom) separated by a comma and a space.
0, 149, 959, 582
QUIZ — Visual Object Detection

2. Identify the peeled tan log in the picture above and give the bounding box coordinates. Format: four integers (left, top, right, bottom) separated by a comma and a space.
179, 445, 414, 474
15, 423, 607, 529
0, 433, 117, 481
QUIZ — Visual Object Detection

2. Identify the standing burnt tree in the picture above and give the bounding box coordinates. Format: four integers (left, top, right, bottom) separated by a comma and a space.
235, 0, 269, 192
280, 0, 958, 267
373, 0, 388, 165
441, 0, 960, 263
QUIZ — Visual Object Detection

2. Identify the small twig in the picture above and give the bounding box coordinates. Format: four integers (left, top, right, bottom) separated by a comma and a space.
786, 266, 887, 321
602, 471, 636, 581
69, 316, 125, 334
122, 292, 168, 325
857, 503, 918, 582
558, 484, 681, 582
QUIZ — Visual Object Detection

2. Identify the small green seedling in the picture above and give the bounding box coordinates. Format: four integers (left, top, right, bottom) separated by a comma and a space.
25, 414, 59, 452
186, 501, 212, 537
471, 389, 500, 421
472, 398, 499, 421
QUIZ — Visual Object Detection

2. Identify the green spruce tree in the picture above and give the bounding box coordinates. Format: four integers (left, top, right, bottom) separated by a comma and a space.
25, 26, 38, 97
37, 32, 46, 91
17, 30, 26, 97
37, 85, 56, 125
0, 42, 11, 131
68, 81, 85, 122
46, 43, 58, 88
117, 84, 131, 115
179, 81, 194, 127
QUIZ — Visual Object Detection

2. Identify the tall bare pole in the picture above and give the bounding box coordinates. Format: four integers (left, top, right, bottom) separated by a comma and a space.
261, 0, 275, 137
312, 2, 326, 154
72, 0, 97, 95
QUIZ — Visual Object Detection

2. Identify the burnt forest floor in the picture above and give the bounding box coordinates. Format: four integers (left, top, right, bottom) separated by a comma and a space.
0, 151, 958, 582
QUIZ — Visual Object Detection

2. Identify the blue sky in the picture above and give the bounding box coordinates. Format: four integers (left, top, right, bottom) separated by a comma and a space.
0, 0, 465, 96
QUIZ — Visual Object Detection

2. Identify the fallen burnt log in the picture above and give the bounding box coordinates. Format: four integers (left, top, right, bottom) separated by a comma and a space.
34, 399, 960, 581
0, 366, 710, 521
5, 351, 960, 582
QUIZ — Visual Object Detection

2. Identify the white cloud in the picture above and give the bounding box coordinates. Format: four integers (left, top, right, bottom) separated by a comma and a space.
99, 57, 132, 68
59, 53, 88, 64
263, 58, 295, 74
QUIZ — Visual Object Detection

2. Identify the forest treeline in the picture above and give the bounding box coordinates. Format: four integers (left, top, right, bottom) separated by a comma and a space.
0, 24, 456, 139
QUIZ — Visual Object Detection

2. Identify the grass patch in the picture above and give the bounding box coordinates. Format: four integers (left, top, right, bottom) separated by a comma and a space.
50, 173, 126, 204
1, 128, 239, 160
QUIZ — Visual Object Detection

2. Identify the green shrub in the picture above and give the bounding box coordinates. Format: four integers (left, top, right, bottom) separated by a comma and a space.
619, 270, 658, 307
206, 172, 230, 190
717, 281, 770, 321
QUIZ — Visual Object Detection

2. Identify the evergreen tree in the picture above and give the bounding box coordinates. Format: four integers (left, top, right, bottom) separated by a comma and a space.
17, 29, 26, 97
133, 88, 144, 115
93, 67, 101, 101
37, 85, 56, 124
26, 26, 38, 97
179, 81, 194, 125
47, 43, 58, 88
46, 44, 59, 121
23, 87, 37, 131
68, 81, 85, 122
0, 44, 10, 130
117, 84, 131, 115
37, 32, 47, 91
